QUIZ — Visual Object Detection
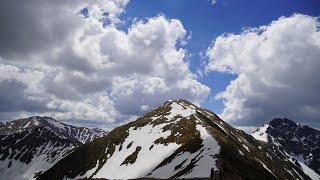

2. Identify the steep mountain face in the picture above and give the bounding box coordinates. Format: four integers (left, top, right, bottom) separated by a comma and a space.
0, 116, 107, 144
0, 116, 107, 180
252, 118, 320, 176
38, 100, 318, 180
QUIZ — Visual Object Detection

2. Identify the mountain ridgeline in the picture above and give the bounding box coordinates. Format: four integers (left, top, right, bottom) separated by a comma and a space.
0, 116, 107, 180
36, 100, 319, 180
252, 118, 320, 177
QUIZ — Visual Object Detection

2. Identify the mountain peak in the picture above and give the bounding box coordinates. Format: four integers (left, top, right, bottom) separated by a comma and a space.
252, 118, 320, 176
166, 98, 190, 102
0, 116, 107, 144
163, 99, 197, 109
147, 99, 222, 130
251, 118, 299, 143
268, 117, 297, 127
38, 100, 225, 179
0, 116, 108, 180
161, 99, 198, 118
38, 101, 317, 180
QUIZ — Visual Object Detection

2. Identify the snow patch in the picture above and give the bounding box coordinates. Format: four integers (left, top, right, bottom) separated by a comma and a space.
0, 141, 74, 180
93, 123, 180, 179
149, 124, 220, 179
242, 144, 250, 152
164, 102, 196, 121
251, 124, 269, 142
216, 123, 227, 134
180, 125, 220, 178
45, 118, 66, 130
297, 160, 320, 180
23, 122, 31, 128
258, 159, 275, 177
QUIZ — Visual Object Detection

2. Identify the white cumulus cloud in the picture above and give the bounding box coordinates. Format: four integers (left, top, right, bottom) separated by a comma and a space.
0, 0, 210, 127
206, 14, 320, 127
210, 0, 217, 5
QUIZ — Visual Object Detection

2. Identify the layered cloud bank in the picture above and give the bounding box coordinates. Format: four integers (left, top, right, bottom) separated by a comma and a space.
1, 1, 319, 129
206, 14, 320, 126
0, 0, 210, 126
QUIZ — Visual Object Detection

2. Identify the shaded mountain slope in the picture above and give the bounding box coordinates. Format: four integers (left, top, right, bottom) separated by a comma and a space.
0, 116, 107, 180
0, 116, 107, 144
252, 118, 320, 176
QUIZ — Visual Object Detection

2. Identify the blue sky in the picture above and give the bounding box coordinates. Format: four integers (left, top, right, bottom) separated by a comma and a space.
0, 0, 320, 130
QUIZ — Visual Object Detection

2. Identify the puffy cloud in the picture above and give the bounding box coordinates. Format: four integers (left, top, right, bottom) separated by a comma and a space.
108, 16, 210, 115
0, 1, 210, 127
0, 64, 117, 123
206, 14, 320, 127
111, 74, 209, 115
45, 93, 117, 123
210, 0, 217, 5
0, 0, 128, 60
0, 64, 48, 112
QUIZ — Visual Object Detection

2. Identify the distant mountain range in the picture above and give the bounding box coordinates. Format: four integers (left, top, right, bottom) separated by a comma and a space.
0, 100, 319, 180
0, 116, 107, 180
252, 117, 320, 177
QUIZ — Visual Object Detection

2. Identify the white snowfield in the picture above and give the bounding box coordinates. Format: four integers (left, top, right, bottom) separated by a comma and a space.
76, 101, 221, 179
180, 125, 220, 178
43, 117, 106, 144
286, 151, 320, 180
251, 124, 269, 142
93, 123, 180, 179
0, 140, 73, 180
297, 160, 320, 180
0, 116, 106, 180
147, 124, 220, 179
164, 102, 197, 121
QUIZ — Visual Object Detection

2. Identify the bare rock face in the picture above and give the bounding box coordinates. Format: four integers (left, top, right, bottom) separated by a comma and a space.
252, 118, 320, 176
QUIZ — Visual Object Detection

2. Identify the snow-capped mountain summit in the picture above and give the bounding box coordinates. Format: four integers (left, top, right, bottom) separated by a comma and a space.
38, 99, 319, 180
0, 116, 107, 144
252, 118, 320, 176
0, 116, 107, 180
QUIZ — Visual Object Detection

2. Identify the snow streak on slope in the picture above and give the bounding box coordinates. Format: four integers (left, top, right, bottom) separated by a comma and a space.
146, 124, 220, 179
252, 118, 320, 180
0, 116, 107, 180
273, 138, 320, 180
180, 125, 220, 178
0, 143, 73, 180
0, 127, 74, 180
39, 117, 107, 144
91, 101, 221, 179
297, 160, 320, 180
284, 149, 320, 180
0, 116, 107, 144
